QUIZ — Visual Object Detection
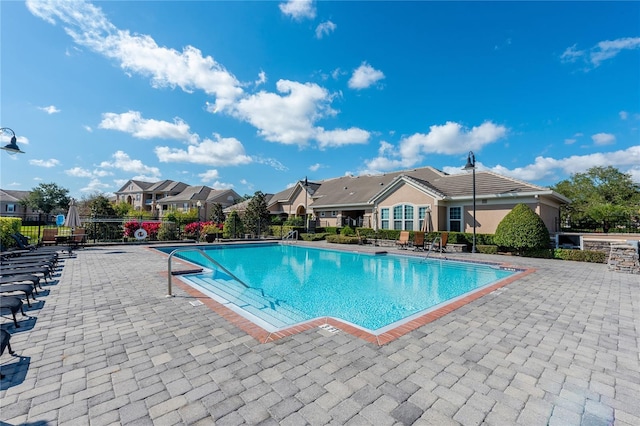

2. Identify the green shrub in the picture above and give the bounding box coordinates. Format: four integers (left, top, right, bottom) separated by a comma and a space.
0, 217, 22, 248
325, 227, 339, 234
494, 204, 550, 255
301, 233, 329, 241
553, 249, 607, 263
157, 222, 178, 241
477, 244, 498, 254
326, 235, 361, 244
340, 225, 355, 236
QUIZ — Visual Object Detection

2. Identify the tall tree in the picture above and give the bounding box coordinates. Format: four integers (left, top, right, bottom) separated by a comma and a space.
552, 166, 640, 231
242, 191, 271, 236
22, 182, 70, 214
209, 202, 225, 224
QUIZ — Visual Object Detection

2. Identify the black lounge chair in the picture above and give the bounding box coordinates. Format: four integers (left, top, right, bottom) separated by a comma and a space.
1, 329, 15, 379
0, 274, 41, 293
0, 283, 36, 307
10, 233, 37, 251
1, 296, 25, 328
0, 265, 52, 283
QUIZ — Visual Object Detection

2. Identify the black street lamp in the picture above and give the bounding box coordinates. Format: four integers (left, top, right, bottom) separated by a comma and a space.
0, 127, 25, 154
304, 177, 309, 233
463, 151, 477, 253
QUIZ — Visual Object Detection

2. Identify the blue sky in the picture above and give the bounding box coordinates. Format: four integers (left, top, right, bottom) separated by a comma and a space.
1, 0, 639, 200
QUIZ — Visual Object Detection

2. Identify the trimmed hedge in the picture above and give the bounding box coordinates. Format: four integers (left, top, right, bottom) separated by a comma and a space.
301, 232, 330, 241
553, 249, 607, 263
477, 244, 498, 254
326, 235, 361, 244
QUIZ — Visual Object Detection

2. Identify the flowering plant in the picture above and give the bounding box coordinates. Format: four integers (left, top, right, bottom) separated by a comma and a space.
123, 221, 161, 239
201, 222, 223, 235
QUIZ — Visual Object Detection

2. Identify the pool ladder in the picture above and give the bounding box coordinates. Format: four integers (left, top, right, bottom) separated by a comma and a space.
282, 230, 298, 244
167, 247, 252, 297
423, 236, 442, 260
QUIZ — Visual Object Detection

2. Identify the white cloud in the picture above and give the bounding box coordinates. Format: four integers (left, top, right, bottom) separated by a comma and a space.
564, 138, 576, 145
66, 167, 94, 178
253, 157, 288, 171
255, 70, 267, 87
199, 170, 234, 188
315, 127, 370, 148
28, 0, 370, 154
199, 169, 220, 181
80, 178, 111, 193
348, 62, 385, 90
233, 80, 336, 145
560, 44, 584, 63
363, 121, 507, 173
620, 111, 628, 120
279, 0, 316, 20
29, 159, 60, 168
99, 150, 161, 177
487, 145, 640, 183
38, 105, 61, 114
309, 163, 322, 172
591, 133, 615, 146
562, 37, 640, 69
315, 21, 336, 39
99, 111, 196, 142
84, 125, 93, 132
155, 134, 252, 166
26, 0, 243, 112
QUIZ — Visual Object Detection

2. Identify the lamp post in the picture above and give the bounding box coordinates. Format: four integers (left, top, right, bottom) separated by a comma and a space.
463, 151, 477, 253
196, 200, 202, 242
0, 128, 25, 154
304, 177, 309, 233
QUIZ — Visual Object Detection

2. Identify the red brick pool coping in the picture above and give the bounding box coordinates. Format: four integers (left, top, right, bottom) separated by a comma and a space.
157, 248, 536, 346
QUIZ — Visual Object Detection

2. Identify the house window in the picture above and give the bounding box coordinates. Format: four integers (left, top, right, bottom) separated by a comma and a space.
136, 194, 140, 201
331, 211, 337, 217
320, 212, 326, 217
392, 204, 414, 230
183, 203, 189, 211
449, 207, 462, 232
418, 206, 428, 231
381, 208, 389, 229
6, 204, 16, 213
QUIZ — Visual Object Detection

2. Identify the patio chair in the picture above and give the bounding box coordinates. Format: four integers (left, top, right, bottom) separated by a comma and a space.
41, 228, 58, 246
396, 231, 410, 250
413, 231, 425, 251
429, 232, 448, 253
1, 295, 26, 328
69, 228, 86, 249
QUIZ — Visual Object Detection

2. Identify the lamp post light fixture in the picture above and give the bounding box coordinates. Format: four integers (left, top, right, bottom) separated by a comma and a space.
304, 177, 309, 233
463, 151, 477, 253
0, 128, 25, 154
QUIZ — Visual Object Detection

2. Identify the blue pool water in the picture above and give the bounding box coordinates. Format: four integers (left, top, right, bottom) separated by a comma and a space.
160, 244, 515, 332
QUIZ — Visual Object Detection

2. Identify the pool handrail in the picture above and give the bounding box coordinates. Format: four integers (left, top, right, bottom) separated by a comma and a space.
282, 230, 298, 242
167, 247, 250, 297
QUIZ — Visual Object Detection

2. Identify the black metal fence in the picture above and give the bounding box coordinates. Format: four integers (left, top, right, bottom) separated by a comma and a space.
560, 217, 640, 234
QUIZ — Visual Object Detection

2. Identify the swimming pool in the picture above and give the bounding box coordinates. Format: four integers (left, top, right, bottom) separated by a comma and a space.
160, 243, 517, 334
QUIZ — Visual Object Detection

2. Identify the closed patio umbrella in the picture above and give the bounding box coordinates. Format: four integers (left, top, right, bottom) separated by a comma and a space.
64, 199, 82, 233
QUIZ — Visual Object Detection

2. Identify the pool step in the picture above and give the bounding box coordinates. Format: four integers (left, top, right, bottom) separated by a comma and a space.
187, 272, 310, 328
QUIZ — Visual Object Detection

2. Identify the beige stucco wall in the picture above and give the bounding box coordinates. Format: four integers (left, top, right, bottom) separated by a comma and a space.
375, 183, 436, 230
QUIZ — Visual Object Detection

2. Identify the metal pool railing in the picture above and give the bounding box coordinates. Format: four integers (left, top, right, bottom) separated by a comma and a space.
166, 247, 249, 297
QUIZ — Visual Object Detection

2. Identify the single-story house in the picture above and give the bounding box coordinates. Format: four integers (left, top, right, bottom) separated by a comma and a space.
265, 166, 570, 235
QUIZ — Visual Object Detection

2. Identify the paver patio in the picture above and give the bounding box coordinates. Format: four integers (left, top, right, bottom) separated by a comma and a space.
0, 242, 638, 425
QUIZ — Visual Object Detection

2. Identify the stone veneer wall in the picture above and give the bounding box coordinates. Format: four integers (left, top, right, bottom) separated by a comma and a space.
607, 242, 640, 274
